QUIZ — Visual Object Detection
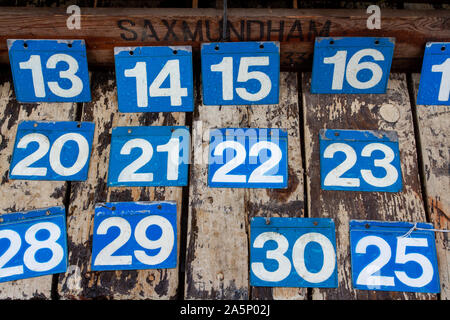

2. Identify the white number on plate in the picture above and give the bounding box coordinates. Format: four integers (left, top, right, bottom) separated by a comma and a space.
251, 232, 336, 283
324, 49, 384, 90
211, 140, 283, 184
124, 60, 188, 107
431, 58, 450, 102
11, 132, 89, 177
323, 142, 398, 188
211, 56, 271, 102
0, 222, 64, 277
355, 236, 434, 288
93, 215, 174, 266
117, 138, 181, 182
19, 54, 83, 98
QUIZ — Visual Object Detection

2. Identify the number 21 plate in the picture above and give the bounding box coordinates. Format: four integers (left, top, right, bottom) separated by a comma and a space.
319, 129, 402, 192
350, 220, 440, 293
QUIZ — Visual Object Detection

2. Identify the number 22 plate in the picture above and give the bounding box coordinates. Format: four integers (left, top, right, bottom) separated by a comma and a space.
8, 39, 91, 103
91, 201, 177, 271
319, 129, 403, 192
0, 206, 68, 283
350, 220, 440, 293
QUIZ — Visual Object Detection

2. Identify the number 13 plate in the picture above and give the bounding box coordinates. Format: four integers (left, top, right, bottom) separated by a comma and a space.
319, 129, 402, 192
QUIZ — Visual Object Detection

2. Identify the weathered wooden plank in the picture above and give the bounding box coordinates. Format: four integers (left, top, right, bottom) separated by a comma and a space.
247, 72, 306, 300
185, 72, 305, 299
184, 81, 249, 300
0, 68, 76, 299
302, 72, 437, 300
411, 73, 449, 300
0, 7, 448, 71
57, 70, 185, 299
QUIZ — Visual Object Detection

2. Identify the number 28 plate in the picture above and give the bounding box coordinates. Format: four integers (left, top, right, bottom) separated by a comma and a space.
319, 129, 402, 192
208, 128, 288, 188
91, 201, 177, 271
350, 220, 440, 293
0, 206, 68, 283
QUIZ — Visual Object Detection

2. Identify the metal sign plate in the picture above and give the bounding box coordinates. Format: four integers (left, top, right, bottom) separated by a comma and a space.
208, 128, 288, 188
250, 217, 338, 288
417, 42, 450, 105
311, 37, 395, 94
114, 46, 194, 112
107, 126, 190, 187
319, 129, 403, 192
7, 39, 91, 102
0, 206, 68, 283
91, 201, 177, 271
350, 220, 440, 293
9, 121, 95, 181
201, 41, 280, 106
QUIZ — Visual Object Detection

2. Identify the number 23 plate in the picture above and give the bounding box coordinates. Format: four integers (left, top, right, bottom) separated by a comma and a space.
319, 129, 403, 192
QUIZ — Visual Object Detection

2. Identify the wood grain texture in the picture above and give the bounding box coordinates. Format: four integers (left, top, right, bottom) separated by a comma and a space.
57, 70, 185, 300
411, 73, 449, 300
185, 72, 305, 300
0, 68, 76, 299
302, 72, 436, 300
0, 7, 449, 71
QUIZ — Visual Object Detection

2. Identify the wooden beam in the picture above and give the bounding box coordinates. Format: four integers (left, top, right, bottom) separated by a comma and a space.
0, 7, 448, 71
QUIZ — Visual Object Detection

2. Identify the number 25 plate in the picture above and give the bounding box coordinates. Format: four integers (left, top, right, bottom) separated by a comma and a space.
350, 220, 440, 293
319, 129, 402, 192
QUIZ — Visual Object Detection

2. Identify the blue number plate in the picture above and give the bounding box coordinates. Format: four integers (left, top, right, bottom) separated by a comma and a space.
114, 46, 194, 112
10, 121, 95, 181
319, 129, 402, 192
0, 206, 68, 283
201, 42, 280, 105
417, 42, 450, 105
250, 217, 338, 288
350, 220, 440, 293
8, 39, 91, 102
91, 201, 177, 271
208, 128, 288, 188
311, 37, 395, 94
107, 126, 190, 187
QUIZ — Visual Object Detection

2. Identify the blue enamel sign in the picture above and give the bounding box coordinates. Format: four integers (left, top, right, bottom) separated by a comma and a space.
107, 126, 190, 187
208, 128, 288, 188
250, 217, 338, 288
417, 42, 450, 105
8, 39, 91, 103
319, 129, 402, 192
9, 121, 95, 181
91, 201, 177, 271
201, 42, 280, 105
350, 220, 440, 293
0, 206, 68, 283
114, 46, 194, 112
311, 37, 395, 94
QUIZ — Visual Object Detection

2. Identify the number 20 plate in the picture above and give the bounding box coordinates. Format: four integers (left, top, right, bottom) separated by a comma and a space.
319, 129, 402, 192
91, 201, 177, 271
250, 217, 338, 288
208, 128, 288, 188
0, 206, 68, 283
10, 121, 95, 181
350, 220, 440, 293
8, 39, 91, 103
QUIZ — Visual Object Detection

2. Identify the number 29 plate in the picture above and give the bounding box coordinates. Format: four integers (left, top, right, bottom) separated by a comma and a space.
319, 129, 403, 192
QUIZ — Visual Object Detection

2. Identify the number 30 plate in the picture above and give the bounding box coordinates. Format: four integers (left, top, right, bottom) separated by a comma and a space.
319, 129, 403, 192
